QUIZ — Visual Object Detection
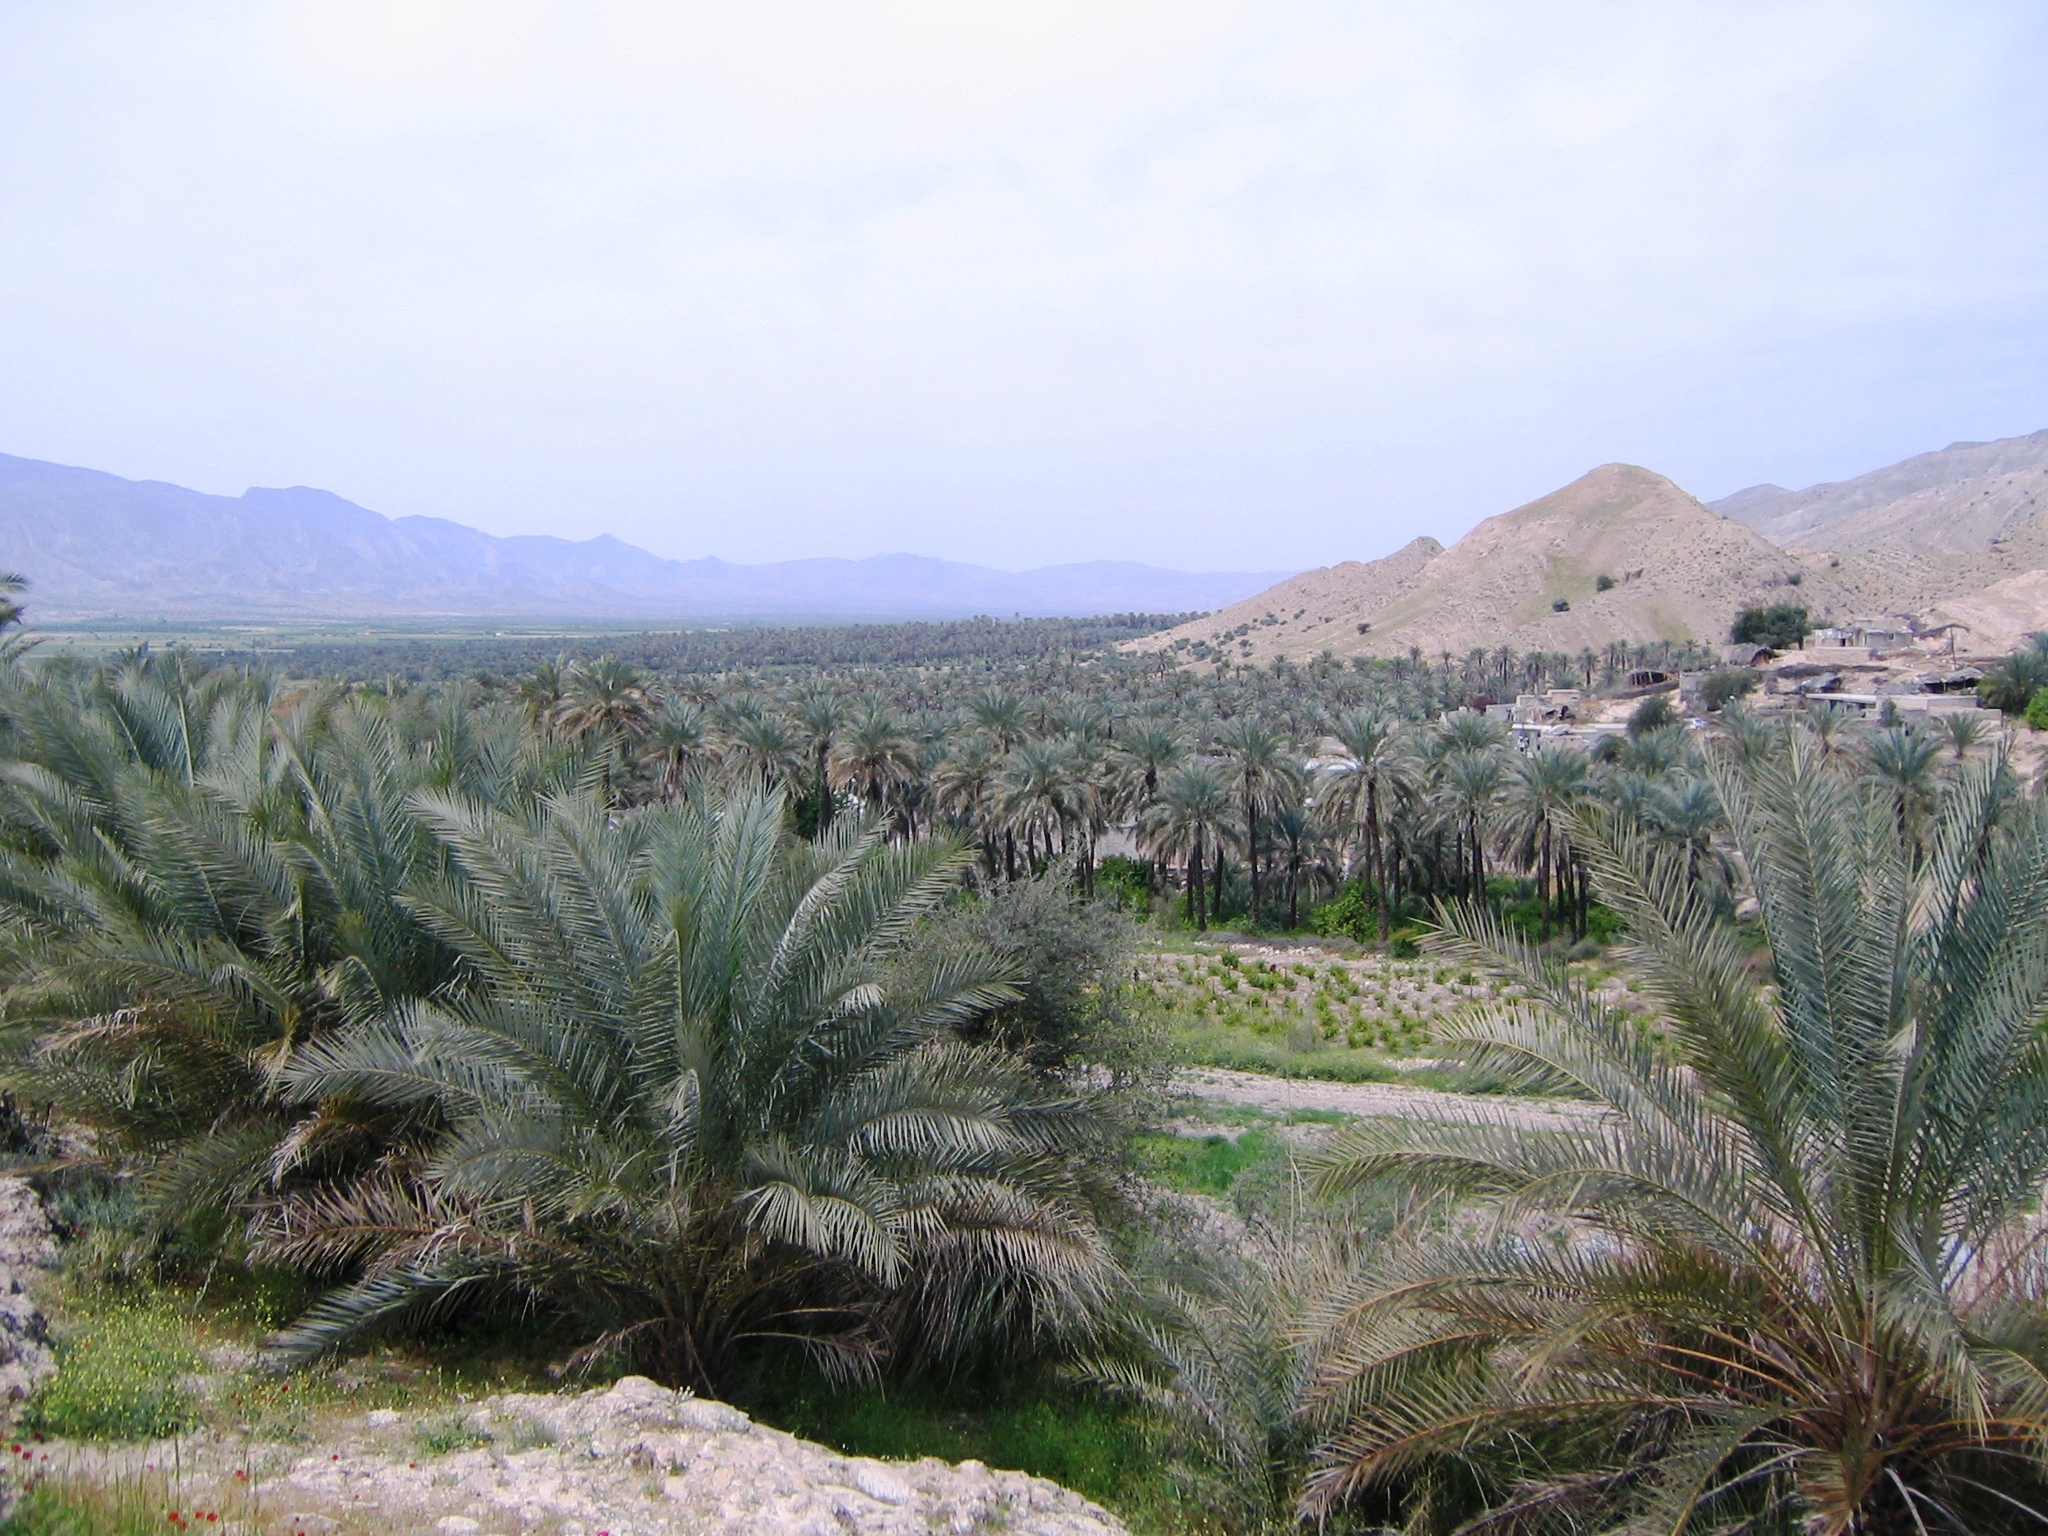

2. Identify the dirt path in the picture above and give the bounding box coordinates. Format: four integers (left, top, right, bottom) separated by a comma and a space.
1175, 1067, 1606, 1135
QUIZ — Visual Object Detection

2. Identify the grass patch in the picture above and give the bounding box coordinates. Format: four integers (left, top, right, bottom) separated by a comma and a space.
0, 1464, 260, 1536
22, 1301, 202, 1442
742, 1376, 1204, 1533
1177, 1028, 1402, 1082
1137, 1130, 1287, 1197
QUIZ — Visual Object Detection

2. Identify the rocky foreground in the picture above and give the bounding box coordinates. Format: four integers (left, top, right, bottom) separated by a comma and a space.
38, 1374, 1129, 1536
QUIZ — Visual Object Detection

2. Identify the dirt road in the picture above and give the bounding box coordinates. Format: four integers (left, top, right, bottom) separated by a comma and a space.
1176, 1066, 1606, 1135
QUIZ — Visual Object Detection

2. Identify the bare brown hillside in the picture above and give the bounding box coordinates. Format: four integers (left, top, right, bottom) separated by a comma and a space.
1136, 465, 1849, 666
1125, 536, 1442, 657
1715, 428, 2048, 610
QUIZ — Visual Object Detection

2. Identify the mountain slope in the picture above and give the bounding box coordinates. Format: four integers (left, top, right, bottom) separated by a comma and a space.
0, 453, 1287, 621
1139, 465, 1842, 666
1126, 536, 1443, 656
1712, 429, 2048, 610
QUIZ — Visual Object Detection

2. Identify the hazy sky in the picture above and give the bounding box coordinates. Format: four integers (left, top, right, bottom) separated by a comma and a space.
3, 2, 2046, 572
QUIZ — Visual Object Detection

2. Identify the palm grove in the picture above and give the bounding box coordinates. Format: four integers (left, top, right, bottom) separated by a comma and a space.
2, 623, 2046, 1533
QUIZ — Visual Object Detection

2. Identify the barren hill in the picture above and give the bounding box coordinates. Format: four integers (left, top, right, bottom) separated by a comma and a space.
1136, 465, 1846, 666
1714, 429, 2048, 610
1125, 535, 1442, 656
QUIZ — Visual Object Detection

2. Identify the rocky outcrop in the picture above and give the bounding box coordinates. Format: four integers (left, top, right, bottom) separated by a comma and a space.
267, 1375, 1126, 1536
0, 1177, 55, 1404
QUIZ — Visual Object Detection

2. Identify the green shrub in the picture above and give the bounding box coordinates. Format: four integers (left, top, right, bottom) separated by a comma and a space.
1308, 882, 1375, 941
1700, 667, 1759, 712
1628, 694, 1676, 735
2025, 687, 2048, 732
1595, 573, 1616, 592
1731, 602, 1809, 649
1093, 855, 1154, 913
23, 1303, 201, 1441
415, 1414, 493, 1455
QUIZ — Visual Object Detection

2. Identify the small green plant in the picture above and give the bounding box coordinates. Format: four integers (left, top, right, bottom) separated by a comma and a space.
23, 1302, 202, 1441
2025, 687, 2048, 732
1595, 573, 1616, 591
416, 1413, 493, 1455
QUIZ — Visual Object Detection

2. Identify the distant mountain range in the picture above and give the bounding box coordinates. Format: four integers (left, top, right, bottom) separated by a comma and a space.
0, 453, 1290, 623
1132, 427, 2048, 663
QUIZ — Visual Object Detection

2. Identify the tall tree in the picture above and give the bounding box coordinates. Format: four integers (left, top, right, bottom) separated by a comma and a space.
1141, 761, 1238, 932
1217, 715, 1298, 924
1317, 710, 1408, 939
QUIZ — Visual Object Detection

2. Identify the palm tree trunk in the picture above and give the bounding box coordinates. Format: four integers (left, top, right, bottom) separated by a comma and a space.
1246, 795, 1262, 920
1190, 827, 1207, 931
1369, 784, 1389, 941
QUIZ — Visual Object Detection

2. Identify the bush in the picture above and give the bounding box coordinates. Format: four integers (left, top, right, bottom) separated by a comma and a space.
1700, 667, 1760, 712
909, 867, 1144, 1074
1731, 602, 1809, 649
1308, 881, 1376, 942
2025, 688, 2048, 732
1628, 694, 1676, 735
23, 1302, 201, 1441
1093, 855, 1153, 914
1595, 573, 1616, 592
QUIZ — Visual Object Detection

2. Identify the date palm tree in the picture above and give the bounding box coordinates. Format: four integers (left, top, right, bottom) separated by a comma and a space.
266, 788, 1119, 1392
0, 668, 469, 1223
1217, 715, 1297, 923
1306, 739, 2048, 1533
720, 708, 804, 796
1141, 761, 1238, 932
1932, 710, 1988, 762
1862, 725, 1943, 860
790, 682, 847, 834
1496, 746, 1591, 933
554, 655, 655, 748
1108, 721, 1185, 822
829, 702, 920, 835
637, 700, 714, 801
1317, 710, 1407, 939
930, 735, 1004, 875
1431, 748, 1505, 901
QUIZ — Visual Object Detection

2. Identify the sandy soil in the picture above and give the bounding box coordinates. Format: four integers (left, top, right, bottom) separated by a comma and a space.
1176, 1066, 1606, 1135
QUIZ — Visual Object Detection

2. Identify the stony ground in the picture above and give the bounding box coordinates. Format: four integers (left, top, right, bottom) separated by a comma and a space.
23, 1376, 1128, 1536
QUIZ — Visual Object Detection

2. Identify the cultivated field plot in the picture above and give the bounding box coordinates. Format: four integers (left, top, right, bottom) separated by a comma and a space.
1136, 939, 1649, 1084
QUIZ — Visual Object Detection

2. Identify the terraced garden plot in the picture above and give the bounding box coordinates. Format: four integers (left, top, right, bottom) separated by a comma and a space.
1132, 942, 1512, 1080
